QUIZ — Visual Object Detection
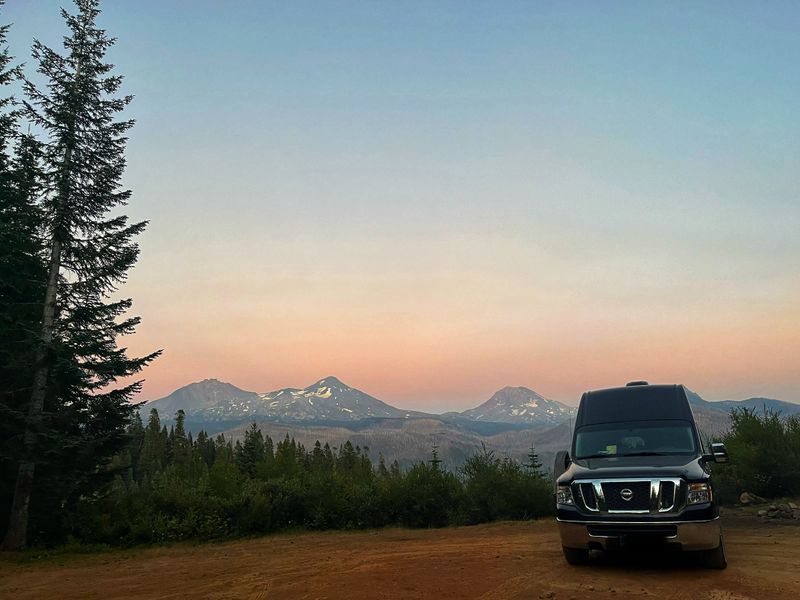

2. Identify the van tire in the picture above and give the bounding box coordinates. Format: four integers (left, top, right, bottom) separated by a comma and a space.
700, 536, 727, 569
562, 546, 590, 565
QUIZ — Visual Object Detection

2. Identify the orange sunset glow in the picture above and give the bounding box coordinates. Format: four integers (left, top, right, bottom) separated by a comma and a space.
123, 223, 800, 408
9, 1, 793, 410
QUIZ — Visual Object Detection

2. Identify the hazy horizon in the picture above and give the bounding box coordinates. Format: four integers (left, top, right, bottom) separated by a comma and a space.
147, 374, 800, 414
6, 1, 798, 410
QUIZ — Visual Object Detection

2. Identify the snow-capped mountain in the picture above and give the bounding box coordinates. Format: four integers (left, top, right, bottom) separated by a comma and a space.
144, 376, 425, 423
254, 376, 423, 421
142, 377, 796, 436
460, 386, 575, 425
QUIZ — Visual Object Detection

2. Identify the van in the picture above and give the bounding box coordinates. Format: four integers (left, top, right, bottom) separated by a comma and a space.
554, 382, 729, 568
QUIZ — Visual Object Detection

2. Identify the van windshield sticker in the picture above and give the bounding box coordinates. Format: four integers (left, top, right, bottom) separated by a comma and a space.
605, 445, 617, 454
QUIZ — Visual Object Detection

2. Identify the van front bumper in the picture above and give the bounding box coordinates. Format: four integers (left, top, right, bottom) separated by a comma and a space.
557, 516, 721, 551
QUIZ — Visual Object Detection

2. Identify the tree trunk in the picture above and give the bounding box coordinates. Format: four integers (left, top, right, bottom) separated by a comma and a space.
1, 235, 63, 550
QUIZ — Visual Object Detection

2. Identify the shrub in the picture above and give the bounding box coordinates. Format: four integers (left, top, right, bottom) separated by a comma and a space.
714, 408, 800, 502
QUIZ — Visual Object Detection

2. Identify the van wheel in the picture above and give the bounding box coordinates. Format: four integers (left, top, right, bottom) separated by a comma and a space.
562, 546, 590, 565
700, 536, 727, 570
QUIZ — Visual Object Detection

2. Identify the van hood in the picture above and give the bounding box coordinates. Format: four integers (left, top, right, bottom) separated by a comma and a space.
561, 454, 709, 483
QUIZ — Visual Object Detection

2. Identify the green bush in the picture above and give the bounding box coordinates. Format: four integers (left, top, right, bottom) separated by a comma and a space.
462, 447, 553, 524
713, 408, 800, 502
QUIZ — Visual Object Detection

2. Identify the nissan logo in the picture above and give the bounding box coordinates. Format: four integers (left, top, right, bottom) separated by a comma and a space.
620, 488, 634, 501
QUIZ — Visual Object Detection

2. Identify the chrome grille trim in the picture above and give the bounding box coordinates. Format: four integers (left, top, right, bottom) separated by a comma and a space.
570, 478, 683, 516
577, 482, 598, 511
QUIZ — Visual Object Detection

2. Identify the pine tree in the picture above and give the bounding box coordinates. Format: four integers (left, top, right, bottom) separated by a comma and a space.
214, 433, 234, 464
0, 3, 46, 543
310, 440, 325, 471
322, 442, 334, 471
235, 422, 265, 477
264, 434, 274, 462
3, 0, 160, 549
428, 441, 442, 471
0, 134, 45, 422
126, 410, 145, 481
338, 440, 358, 473
139, 408, 165, 480
377, 453, 388, 478
195, 430, 216, 468
0, 1, 17, 137
526, 442, 543, 478
171, 410, 190, 472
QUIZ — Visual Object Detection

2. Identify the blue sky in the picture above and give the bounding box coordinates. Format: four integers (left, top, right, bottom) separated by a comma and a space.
4, 1, 799, 408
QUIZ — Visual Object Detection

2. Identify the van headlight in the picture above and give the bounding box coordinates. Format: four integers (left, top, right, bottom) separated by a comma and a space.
687, 482, 712, 505
557, 485, 574, 505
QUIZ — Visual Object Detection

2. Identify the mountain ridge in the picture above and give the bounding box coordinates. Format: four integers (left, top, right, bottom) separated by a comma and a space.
144, 376, 431, 424
143, 377, 799, 435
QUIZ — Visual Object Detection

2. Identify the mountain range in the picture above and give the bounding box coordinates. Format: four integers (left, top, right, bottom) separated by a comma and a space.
143, 376, 575, 430
141, 377, 800, 469
146, 376, 428, 423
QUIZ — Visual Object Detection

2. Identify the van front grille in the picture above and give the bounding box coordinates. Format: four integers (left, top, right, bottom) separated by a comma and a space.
602, 481, 651, 511
570, 478, 682, 515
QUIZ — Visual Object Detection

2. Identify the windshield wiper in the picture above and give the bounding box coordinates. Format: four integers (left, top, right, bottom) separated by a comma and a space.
618, 451, 670, 457
576, 451, 681, 459
575, 453, 617, 459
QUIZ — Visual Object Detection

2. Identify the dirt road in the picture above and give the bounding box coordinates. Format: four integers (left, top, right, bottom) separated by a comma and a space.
1, 516, 799, 599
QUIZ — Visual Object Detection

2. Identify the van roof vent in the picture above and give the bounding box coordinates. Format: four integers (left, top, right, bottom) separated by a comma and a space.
626, 380, 649, 386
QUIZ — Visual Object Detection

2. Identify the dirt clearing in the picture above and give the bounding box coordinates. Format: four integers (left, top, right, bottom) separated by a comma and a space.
1, 515, 799, 599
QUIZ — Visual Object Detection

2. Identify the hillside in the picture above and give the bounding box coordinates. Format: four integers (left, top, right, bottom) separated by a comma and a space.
222, 416, 571, 470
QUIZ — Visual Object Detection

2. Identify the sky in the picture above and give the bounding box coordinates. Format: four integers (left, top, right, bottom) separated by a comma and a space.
4, 1, 799, 411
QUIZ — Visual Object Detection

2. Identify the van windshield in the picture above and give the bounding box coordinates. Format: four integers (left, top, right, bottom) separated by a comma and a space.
574, 420, 697, 459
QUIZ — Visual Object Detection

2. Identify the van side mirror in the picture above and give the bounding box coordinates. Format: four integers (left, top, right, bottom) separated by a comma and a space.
708, 442, 729, 464
552, 450, 571, 491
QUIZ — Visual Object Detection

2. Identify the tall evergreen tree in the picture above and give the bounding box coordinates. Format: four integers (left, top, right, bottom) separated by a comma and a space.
195, 430, 216, 468
139, 408, 164, 480
375, 453, 386, 477
126, 410, 145, 481
235, 422, 266, 477
428, 442, 442, 471
338, 440, 358, 474
526, 443, 543, 478
2, 0, 159, 549
0, 2, 46, 543
0, 1, 17, 135
171, 410, 190, 470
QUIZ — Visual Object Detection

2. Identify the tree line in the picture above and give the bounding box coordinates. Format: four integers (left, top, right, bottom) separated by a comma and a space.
62, 409, 553, 546
0, 0, 159, 549
713, 407, 800, 502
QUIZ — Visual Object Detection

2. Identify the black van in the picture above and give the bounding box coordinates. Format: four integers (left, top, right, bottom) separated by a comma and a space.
555, 382, 729, 568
